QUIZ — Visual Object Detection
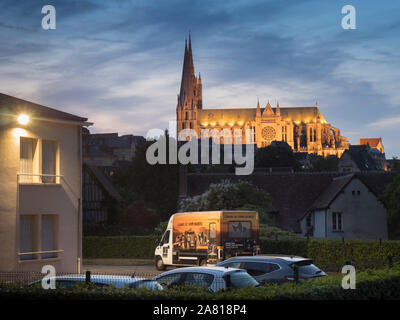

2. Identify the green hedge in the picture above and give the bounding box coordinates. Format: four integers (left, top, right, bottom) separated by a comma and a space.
2, 266, 400, 300
83, 236, 400, 271
83, 236, 158, 259
260, 239, 308, 257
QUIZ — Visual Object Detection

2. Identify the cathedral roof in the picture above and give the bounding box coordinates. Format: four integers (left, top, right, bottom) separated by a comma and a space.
197, 106, 327, 125
359, 138, 382, 148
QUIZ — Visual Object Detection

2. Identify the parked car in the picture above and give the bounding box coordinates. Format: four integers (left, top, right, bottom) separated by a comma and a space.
153, 266, 259, 292
217, 255, 326, 285
29, 274, 163, 290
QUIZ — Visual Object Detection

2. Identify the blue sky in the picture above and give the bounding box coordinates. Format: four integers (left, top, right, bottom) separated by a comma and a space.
0, 0, 399, 157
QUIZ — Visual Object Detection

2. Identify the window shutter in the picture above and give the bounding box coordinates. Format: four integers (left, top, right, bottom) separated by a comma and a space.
20, 215, 34, 260
42, 140, 57, 183
41, 215, 56, 259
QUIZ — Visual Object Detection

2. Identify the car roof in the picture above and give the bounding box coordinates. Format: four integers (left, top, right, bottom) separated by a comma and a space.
220, 255, 310, 264
154, 266, 244, 278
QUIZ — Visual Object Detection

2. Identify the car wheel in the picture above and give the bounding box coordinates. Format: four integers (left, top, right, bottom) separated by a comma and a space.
156, 257, 166, 271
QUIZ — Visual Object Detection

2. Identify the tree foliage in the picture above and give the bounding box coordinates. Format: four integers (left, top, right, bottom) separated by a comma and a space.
112, 133, 179, 221
380, 169, 400, 239
308, 155, 338, 172
180, 179, 273, 224
255, 144, 300, 170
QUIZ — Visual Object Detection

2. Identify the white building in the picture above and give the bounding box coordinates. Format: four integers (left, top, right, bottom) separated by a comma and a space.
0, 93, 91, 272
299, 174, 388, 240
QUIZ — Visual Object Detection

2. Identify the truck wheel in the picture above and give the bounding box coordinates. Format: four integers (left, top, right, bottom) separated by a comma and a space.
199, 259, 207, 266
156, 257, 166, 271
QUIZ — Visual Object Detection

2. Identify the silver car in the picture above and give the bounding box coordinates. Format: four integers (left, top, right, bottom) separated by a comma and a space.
29, 274, 163, 290
217, 255, 327, 285
153, 266, 259, 292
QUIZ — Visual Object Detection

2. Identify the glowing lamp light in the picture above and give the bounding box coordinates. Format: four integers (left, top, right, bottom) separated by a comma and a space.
17, 114, 30, 125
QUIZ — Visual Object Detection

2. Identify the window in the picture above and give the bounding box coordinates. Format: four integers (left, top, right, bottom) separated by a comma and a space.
332, 212, 343, 231
228, 271, 259, 288
161, 230, 170, 245
223, 261, 242, 269
19, 215, 36, 260
19, 137, 59, 184
41, 215, 57, 259
20, 138, 37, 183
19, 214, 59, 261
156, 273, 182, 288
243, 262, 280, 276
42, 140, 57, 183
184, 273, 214, 287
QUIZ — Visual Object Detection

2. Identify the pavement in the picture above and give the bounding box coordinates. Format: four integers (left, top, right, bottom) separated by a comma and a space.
82, 259, 164, 277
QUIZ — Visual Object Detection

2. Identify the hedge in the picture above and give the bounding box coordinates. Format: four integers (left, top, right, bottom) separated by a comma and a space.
83, 236, 158, 259
83, 236, 400, 271
2, 266, 400, 300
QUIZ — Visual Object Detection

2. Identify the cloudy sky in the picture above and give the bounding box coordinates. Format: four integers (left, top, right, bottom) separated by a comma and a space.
0, 0, 399, 157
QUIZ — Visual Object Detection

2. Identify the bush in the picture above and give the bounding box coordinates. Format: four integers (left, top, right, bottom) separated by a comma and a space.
2, 266, 400, 300
261, 238, 308, 257
83, 236, 158, 259
307, 239, 400, 271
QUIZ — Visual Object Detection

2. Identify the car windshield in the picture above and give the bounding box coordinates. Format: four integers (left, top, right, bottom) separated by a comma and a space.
292, 261, 322, 275
228, 271, 259, 288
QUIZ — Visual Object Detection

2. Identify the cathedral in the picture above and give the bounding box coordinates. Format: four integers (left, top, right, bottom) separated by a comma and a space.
176, 36, 350, 157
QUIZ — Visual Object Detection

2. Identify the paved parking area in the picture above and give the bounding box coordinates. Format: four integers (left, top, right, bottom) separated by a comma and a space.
82, 259, 166, 277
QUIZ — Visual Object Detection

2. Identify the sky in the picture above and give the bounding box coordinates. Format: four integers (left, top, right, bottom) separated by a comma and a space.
0, 0, 399, 157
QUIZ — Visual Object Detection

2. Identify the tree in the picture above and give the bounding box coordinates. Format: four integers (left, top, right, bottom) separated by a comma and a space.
380, 170, 400, 239
121, 201, 160, 232
112, 131, 179, 221
309, 155, 339, 172
180, 179, 273, 225
255, 143, 300, 170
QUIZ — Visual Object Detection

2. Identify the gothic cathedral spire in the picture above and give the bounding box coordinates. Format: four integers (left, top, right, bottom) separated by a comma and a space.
177, 34, 203, 134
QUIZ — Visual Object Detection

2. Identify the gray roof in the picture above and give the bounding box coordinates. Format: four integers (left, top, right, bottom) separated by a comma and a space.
0, 93, 87, 123
310, 174, 354, 210
342, 145, 380, 171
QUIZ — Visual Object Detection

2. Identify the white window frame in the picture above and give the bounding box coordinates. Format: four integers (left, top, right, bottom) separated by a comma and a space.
18, 214, 62, 262
19, 137, 60, 184
332, 212, 343, 232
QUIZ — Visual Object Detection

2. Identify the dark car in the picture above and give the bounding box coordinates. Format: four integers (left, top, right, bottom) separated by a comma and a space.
217, 255, 326, 285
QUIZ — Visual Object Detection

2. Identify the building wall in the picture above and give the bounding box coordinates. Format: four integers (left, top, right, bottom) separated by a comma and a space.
301, 178, 388, 240
0, 119, 82, 272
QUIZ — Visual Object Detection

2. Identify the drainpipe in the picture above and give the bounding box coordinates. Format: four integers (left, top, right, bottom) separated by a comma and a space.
77, 126, 83, 274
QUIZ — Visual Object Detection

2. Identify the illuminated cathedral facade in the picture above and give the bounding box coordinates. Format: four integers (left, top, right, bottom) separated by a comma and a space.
176, 36, 350, 157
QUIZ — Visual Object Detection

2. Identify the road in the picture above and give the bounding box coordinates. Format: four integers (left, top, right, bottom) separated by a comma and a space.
82, 259, 166, 278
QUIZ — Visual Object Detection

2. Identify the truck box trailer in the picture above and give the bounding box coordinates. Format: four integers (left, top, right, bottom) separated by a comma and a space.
154, 211, 260, 270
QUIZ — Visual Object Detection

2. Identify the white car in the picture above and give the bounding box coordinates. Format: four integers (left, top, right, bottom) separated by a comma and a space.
29, 274, 163, 290
153, 267, 259, 292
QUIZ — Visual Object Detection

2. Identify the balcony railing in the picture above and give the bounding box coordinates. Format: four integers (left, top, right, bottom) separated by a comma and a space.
17, 173, 63, 184
18, 249, 64, 261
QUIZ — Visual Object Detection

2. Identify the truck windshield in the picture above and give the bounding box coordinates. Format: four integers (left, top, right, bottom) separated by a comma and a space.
228, 221, 251, 238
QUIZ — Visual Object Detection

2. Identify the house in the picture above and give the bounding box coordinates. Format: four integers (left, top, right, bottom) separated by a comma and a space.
338, 145, 384, 173
299, 174, 388, 240
0, 93, 91, 273
181, 170, 393, 239
83, 131, 145, 167
83, 164, 123, 225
